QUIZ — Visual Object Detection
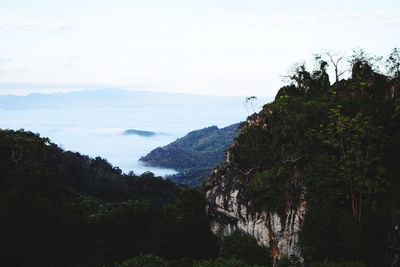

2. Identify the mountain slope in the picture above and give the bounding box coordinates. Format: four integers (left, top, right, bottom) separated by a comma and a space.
0, 129, 218, 266
205, 57, 400, 265
0, 88, 256, 174
140, 123, 241, 187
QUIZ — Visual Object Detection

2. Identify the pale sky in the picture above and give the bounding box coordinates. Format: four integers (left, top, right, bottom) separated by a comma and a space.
0, 0, 399, 96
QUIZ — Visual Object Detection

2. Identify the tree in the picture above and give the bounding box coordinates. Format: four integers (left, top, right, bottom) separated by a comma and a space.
310, 54, 331, 96
325, 51, 347, 83
244, 96, 258, 115
386, 47, 400, 80
285, 62, 313, 95
283, 57, 330, 97
349, 48, 383, 79
219, 231, 272, 266
116, 255, 168, 267
316, 106, 386, 220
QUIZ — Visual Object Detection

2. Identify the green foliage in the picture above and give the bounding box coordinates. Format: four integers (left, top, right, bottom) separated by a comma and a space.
140, 123, 240, 187
386, 48, 400, 80
315, 106, 386, 220
276, 255, 302, 267
275, 85, 302, 99
219, 231, 271, 266
282, 57, 330, 98
227, 49, 400, 265
2, 49, 400, 266
194, 257, 266, 267
310, 260, 365, 267
244, 167, 289, 215
116, 255, 168, 267
117, 256, 268, 267
299, 154, 367, 261
231, 96, 321, 171
149, 188, 218, 260
0, 129, 218, 266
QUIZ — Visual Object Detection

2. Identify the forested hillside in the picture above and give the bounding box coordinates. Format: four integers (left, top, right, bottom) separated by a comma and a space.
0, 129, 218, 266
0, 128, 276, 267
206, 48, 400, 266
2, 48, 400, 267
140, 123, 240, 187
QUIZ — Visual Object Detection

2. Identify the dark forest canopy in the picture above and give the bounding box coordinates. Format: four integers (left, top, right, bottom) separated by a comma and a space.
229, 48, 400, 266
0, 48, 400, 266
0, 129, 219, 266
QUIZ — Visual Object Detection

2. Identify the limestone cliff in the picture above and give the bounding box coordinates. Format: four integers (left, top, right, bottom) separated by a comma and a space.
205, 112, 307, 262
204, 53, 400, 266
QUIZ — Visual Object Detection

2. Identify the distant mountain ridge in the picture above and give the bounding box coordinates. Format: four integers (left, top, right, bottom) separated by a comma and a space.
140, 123, 241, 187
0, 88, 269, 175
0, 88, 267, 109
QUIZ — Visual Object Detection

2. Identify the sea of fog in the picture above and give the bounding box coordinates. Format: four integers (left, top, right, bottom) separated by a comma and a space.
0, 89, 269, 176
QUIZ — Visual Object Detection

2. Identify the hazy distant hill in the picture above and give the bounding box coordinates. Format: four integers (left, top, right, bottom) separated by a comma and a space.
0, 87, 270, 175
140, 123, 241, 187
0, 88, 267, 110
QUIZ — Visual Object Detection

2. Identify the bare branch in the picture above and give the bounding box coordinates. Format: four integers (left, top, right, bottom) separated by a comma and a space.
325, 51, 347, 83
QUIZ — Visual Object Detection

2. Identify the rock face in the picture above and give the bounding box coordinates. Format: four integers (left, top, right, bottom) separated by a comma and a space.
205, 114, 307, 262
205, 161, 306, 261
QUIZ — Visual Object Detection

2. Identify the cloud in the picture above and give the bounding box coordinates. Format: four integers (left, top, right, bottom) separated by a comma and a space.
65, 55, 79, 68
259, 11, 400, 26
0, 57, 12, 64
0, 16, 75, 32
0, 66, 28, 75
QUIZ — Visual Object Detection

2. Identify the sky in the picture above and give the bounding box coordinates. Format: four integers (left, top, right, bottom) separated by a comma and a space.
0, 0, 399, 97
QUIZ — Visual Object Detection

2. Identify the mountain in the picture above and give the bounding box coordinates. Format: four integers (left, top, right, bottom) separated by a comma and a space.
140, 123, 241, 187
0, 129, 219, 266
205, 56, 400, 265
0, 88, 263, 175
0, 128, 274, 267
3, 51, 400, 266
0, 87, 268, 110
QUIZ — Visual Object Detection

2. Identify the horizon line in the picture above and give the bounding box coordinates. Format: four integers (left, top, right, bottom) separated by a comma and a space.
0, 82, 274, 98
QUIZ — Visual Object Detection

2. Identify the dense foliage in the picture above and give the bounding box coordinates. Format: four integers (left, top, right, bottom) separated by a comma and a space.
116, 231, 271, 267
219, 231, 272, 266
117, 255, 268, 267
230, 49, 400, 266
2, 48, 400, 266
140, 123, 240, 187
0, 129, 218, 266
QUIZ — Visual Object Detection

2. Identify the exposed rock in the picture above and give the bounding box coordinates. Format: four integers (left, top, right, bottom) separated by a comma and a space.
206, 159, 306, 262
205, 112, 307, 262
